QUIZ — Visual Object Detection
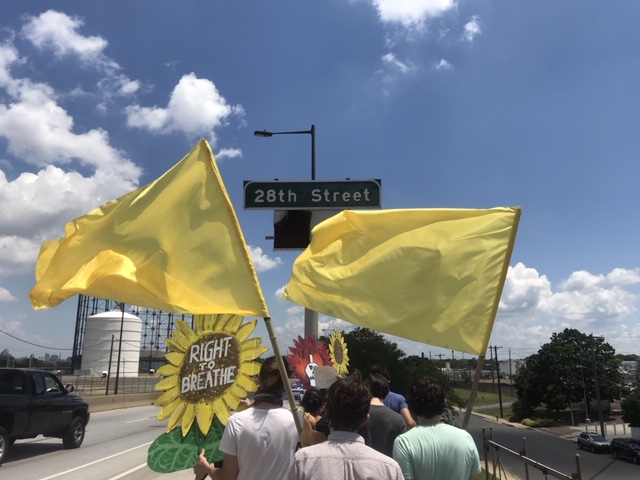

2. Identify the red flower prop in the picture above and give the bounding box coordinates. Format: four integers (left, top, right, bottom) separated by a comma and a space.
287, 335, 332, 389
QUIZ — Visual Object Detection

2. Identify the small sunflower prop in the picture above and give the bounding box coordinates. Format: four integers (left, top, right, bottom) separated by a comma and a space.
154, 313, 267, 437
328, 330, 349, 376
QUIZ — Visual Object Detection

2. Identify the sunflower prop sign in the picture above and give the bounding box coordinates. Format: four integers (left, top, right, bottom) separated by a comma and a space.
328, 330, 350, 376
148, 314, 267, 473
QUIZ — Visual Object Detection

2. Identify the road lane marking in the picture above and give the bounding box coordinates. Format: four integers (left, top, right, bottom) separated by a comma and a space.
37, 442, 153, 480
110, 463, 148, 479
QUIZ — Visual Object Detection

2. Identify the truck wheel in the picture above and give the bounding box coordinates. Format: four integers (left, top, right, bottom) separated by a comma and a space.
62, 417, 85, 449
0, 426, 9, 465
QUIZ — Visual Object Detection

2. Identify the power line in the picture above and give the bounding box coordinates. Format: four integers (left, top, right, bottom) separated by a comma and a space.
0, 328, 73, 351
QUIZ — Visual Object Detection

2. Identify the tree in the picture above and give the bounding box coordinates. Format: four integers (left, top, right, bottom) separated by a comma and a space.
342, 328, 408, 391
621, 389, 640, 428
513, 328, 624, 419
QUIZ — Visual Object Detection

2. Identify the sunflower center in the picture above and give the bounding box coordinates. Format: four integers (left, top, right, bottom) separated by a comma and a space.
179, 332, 240, 403
333, 339, 344, 364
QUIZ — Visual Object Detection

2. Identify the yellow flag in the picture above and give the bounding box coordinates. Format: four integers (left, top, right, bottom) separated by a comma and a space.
283, 208, 520, 356
29, 139, 269, 318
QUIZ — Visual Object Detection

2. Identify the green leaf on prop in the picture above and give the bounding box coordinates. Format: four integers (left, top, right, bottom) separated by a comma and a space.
147, 419, 225, 473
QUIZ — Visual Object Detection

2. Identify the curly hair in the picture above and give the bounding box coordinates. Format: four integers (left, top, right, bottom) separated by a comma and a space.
367, 372, 390, 399
325, 371, 371, 431
407, 376, 446, 419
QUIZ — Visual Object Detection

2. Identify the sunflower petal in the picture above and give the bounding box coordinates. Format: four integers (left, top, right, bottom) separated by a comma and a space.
166, 337, 187, 354
229, 382, 249, 398
164, 352, 185, 367
235, 320, 257, 342
240, 347, 268, 363
176, 320, 198, 343
181, 403, 197, 437
221, 314, 243, 334
157, 364, 180, 377
156, 387, 180, 406
155, 376, 179, 391
156, 396, 182, 421
214, 398, 230, 425
235, 373, 257, 392
167, 400, 188, 433
196, 402, 215, 436
239, 360, 262, 376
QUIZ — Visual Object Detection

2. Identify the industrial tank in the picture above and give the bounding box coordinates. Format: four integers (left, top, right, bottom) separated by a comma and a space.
81, 310, 142, 377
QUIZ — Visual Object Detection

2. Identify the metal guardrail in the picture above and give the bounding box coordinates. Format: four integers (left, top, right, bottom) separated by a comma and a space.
483, 427, 582, 480
62, 374, 159, 396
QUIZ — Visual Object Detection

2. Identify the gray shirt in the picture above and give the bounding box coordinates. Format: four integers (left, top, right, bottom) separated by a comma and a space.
292, 431, 404, 480
358, 404, 407, 457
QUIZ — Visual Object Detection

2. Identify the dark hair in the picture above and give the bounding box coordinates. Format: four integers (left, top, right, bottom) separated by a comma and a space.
301, 387, 325, 414
368, 372, 390, 399
325, 371, 371, 431
371, 365, 391, 381
258, 356, 285, 391
407, 376, 446, 419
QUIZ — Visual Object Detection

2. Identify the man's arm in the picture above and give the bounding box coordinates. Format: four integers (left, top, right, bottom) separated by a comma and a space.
399, 407, 416, 430
194, 451, 239, 480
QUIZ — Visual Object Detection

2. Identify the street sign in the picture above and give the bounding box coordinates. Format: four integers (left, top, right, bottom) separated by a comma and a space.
243, 179, 382, 210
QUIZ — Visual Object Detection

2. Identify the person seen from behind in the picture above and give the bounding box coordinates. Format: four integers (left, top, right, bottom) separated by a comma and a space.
300, 387, 329, 446
291, 371, 404, 480
194, 356, 298, 480
392, 376, 481, 480
357, 371, 406, 456
371, 365, 416, 430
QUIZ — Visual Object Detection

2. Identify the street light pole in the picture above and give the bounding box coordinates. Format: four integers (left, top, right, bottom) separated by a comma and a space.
577, 365, 590, 423
254, 125, 318, 339
590, 336, 606, 438
254, 125, 316, 180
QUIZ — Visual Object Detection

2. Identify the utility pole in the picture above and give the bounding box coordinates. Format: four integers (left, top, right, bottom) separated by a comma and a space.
590, 335, 606, 437
494, 345, 504, 418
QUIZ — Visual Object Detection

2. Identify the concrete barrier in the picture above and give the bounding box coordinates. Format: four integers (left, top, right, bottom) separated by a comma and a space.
84, 392, 159, 412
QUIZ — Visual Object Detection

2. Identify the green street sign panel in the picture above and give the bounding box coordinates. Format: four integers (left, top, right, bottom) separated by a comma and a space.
243, 179, 382, 210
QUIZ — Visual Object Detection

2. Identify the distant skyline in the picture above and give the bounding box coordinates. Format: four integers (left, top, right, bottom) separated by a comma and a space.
0, 2, 639, 363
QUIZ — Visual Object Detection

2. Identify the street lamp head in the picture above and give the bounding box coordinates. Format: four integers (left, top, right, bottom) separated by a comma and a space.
254, 130, 273, 137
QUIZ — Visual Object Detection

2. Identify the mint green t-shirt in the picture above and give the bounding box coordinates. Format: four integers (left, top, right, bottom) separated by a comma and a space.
392, 423, 481, 480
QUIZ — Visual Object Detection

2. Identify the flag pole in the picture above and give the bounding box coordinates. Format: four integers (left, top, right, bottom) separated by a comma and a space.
263, 317, 303, 435
462, 355, 485, 429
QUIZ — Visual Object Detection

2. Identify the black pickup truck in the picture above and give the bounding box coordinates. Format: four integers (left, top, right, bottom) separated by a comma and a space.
0, 368, 90, 464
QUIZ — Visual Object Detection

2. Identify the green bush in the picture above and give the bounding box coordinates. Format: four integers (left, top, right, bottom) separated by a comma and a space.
521, 417, 555, 428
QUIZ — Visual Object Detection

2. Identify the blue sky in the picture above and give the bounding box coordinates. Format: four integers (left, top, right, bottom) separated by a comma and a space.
1, 1, 639, 363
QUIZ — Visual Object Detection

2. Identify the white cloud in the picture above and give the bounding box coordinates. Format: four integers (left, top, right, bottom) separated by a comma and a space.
249, 246, 283, 272
216, 148, 243, 160
462, 15, 481, 42
22, 10, 109, 63
381, 53, 413, 74
435, 58, 453, 70
125, 73, 245, 142
0, 286, 17, 302
370, 0, 456, 28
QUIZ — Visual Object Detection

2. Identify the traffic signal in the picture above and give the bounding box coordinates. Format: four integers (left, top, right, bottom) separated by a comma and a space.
273, 210, 312, 250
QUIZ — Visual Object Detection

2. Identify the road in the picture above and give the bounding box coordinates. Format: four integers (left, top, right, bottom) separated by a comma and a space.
2, 406, 638, 479
467, 415, 638, 479
0, 406, 186, 480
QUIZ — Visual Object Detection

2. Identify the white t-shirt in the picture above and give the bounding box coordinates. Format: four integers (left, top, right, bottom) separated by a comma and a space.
220, 406, 298, 480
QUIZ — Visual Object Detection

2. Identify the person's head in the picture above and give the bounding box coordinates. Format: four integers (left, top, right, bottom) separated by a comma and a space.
407, 376, 446, 419
371, 365, 391, 381
367, 372, 390, 400
301, 387, 325, 415
258, 356, 285, 392
325, 371, 371, 431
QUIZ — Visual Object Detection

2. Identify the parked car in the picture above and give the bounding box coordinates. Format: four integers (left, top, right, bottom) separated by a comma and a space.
577, 432, 610, 453
610, 438, 640, 464
0, 368, 90, 465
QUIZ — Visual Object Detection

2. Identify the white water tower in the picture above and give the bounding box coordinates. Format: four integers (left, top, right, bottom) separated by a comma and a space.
82, 309, 142, 377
